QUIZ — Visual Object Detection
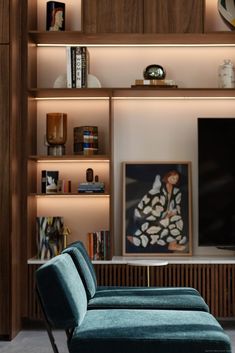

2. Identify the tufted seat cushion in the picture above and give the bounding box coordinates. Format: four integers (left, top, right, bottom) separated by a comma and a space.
69, 309, 231, 353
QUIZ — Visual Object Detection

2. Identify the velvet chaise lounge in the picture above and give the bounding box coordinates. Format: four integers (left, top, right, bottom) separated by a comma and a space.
36, 253, 232, 353
62, 241, 209, 312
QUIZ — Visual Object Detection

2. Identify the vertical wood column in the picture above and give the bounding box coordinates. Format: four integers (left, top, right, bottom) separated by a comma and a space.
0, 45, 10, 339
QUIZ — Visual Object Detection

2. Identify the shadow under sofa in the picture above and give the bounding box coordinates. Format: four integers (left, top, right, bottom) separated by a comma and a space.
36, 253, 232, 353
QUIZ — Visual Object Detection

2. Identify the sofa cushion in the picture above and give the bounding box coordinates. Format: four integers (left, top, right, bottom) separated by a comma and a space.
69, 309, 231, 353
88, 287, 209, 311
36, 254, 87, 329
67, 241, 97, 287
63, 246, 96, 300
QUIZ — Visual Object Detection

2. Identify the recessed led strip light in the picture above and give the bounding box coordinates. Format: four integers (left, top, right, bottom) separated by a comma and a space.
36, 159, 110, 163
34, 97, 110, 101
37, 43, 235, 48
112, 96, 235, 101
35, 194, 110, 198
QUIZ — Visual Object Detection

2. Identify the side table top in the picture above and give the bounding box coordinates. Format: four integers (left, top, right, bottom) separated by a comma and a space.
127, 260, 168, 266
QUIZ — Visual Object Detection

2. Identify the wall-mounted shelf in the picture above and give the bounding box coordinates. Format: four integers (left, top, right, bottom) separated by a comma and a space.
29, 88, 235, 99
33, 193, 110, 197
29, 155, 110, 161
29, 31, 235, 46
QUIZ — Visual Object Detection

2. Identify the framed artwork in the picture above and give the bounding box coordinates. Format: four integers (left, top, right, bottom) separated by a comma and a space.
123, 162, 192, 256
36, 216, 64, 260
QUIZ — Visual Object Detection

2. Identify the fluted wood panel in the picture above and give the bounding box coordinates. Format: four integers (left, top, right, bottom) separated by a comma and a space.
83, 0, 143, 33
0, 0, 9, 43
27, 263, 235, 321
0, 45, 10, 338
144, 0, 205, 33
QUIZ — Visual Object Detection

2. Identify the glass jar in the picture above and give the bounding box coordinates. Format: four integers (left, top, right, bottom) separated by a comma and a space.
218, 59, 235, 88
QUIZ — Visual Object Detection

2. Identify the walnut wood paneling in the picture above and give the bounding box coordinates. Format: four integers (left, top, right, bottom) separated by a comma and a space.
82, 0, 143, 33
144, 0, 205, 33
27, 263, 235, 321
10, 0, 24, 338
0, 45, 10, 338
0, 0, 9, 43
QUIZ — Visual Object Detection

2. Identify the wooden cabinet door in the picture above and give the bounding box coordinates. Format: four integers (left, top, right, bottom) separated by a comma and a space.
144, 0, 205, 33
0, 45, 10, 338
82, 0, 143, 33
0, 0, 9, 43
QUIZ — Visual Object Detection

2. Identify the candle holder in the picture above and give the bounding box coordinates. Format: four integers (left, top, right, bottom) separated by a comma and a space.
46, 113, 67, 156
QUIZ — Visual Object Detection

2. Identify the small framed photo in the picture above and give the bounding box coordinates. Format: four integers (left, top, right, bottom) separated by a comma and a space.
123, 162, 192, 256
46, 1, 65, 31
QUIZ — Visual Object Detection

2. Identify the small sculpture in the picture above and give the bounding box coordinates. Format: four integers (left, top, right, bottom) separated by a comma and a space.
218, 0, 235, 30
143, 64, 166, 80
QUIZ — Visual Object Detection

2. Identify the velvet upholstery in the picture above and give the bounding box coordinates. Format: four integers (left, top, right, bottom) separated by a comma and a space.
88, 287, 209, 311
36, 254, 87, 329
62, 247, 96, 300
65, 244, 209, 312
69, 309, 231, 353
67, 241, 97, 287
36, 253, 231, 353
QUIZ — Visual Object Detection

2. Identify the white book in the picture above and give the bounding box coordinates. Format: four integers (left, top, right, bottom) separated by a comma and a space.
66, 46, 72, 88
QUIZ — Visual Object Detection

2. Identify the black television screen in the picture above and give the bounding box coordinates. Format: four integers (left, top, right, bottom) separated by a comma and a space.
198, 117, 235, 247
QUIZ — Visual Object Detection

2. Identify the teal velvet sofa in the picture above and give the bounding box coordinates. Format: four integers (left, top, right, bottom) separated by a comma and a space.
62, 242, 209, 312
36, 253, 232, 353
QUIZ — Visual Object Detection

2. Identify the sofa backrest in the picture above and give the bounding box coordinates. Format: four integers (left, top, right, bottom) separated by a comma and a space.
36, 253, 87, 329
62, 246, 97, 300
66, 241, 97, 287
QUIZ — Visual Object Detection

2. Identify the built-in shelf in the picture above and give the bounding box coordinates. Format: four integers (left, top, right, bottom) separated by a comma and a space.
29, 31, 235, 46
29, 88, 112, 98
32, 193, 110, 197
29, 155, 110, 161
27, 255, 235, 265
29, 88, 235, 99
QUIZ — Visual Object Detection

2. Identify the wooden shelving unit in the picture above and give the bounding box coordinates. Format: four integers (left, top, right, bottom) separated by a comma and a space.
24, 0, 235, 324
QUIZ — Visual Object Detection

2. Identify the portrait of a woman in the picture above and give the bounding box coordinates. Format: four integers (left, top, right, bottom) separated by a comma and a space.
124, 163, 191, 254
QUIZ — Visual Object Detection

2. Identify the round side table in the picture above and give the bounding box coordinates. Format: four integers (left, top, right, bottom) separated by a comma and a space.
127, 260, 168, 287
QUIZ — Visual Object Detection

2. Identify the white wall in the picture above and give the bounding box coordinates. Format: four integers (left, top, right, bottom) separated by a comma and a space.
113, 98, 235, 256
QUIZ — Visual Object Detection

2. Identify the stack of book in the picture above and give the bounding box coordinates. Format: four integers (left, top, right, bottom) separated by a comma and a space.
88, 230, 111, 260
78, 182, 105, 193
74, 126, 99, 155
132, 79, 177, 88
66, 46, 89, 88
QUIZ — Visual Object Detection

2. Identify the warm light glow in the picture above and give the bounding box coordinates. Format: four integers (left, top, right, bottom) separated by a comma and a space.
113, 96, 235, 101
37, 44, 235, 48
34, 97, 110, 101
35, 194, 110, 198
36, 159, 110, 163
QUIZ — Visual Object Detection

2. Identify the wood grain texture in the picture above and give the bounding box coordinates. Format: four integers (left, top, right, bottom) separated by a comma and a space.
10, 0, 25, 338
82, 0, 143, 33
0, 0, 9, 43
144, 0, 205, 33
0, 45, 10, 337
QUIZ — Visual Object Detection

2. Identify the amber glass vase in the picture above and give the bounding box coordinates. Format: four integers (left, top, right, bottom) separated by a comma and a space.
46, 113, 67, 155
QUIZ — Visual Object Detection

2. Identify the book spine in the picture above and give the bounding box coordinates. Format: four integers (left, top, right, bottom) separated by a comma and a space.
41, 170, 46, 193
71, 46, 76, 88
88, 232, 94, 260
66, 46, 72, 88
75, 46, 82, 88
81, 47, 87, 88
